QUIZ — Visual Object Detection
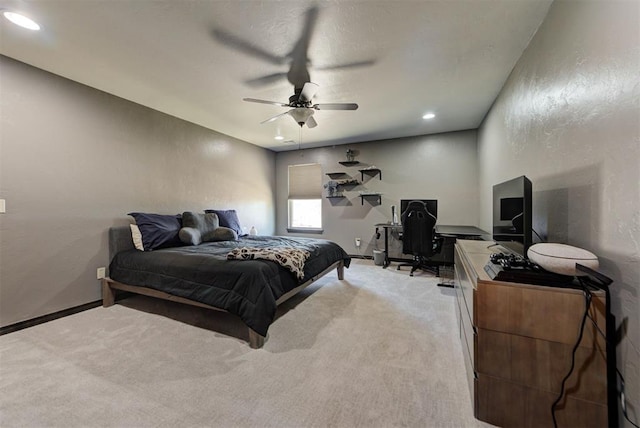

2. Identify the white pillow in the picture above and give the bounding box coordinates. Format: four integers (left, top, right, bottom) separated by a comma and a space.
130, 224, 144, 251
527, 243, 598, 276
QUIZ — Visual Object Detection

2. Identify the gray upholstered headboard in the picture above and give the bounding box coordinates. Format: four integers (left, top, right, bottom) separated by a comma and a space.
109, 226, 135, 263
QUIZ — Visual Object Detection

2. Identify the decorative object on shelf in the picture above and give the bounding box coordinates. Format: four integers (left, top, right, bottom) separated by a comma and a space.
249, 226, 258, 236
335, 178, 360, 186
346, 149, 355, 162
323, 180, 341, 198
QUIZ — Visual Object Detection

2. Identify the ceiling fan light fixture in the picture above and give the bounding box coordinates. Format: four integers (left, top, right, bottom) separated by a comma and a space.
289, 107, 314, 126
3, 11, 40, 31
274, 135, 284, 140
423, 113, 436, 120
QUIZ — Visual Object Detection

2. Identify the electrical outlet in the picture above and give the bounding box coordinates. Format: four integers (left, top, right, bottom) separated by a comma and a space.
355, 237, 361, 248
97, 267, 106, 280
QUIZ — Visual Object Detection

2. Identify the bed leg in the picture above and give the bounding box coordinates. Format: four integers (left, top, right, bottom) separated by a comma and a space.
248, 328, 265, 349
102, 278, 116, 307
337, 261, 344, 280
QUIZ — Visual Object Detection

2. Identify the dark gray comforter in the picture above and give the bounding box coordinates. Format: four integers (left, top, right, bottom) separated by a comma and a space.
109, 235, 351, 336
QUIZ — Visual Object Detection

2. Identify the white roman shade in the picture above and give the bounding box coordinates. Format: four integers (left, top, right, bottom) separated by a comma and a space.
288, 163, 322, 199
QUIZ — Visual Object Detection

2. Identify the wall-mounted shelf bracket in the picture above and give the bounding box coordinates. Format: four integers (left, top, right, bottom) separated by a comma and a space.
359, 193, 382, 205
359, 168, 382, 181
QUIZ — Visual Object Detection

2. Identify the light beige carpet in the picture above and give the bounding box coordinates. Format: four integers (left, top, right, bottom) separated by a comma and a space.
0, 259, 493, 427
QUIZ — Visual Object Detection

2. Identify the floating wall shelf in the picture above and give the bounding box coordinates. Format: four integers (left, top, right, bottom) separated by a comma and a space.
338, 161, 360, 166
359, 168, 382, 181
359, 193, 382, 205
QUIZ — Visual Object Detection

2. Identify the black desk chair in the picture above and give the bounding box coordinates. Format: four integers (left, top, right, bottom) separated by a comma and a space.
397, 200, 443, 277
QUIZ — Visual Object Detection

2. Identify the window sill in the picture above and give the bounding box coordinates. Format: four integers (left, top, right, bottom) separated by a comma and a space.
287, 228, 324, 234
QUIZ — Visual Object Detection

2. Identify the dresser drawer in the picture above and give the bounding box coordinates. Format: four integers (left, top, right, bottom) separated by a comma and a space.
455, 239, 609, 427
454, 246, 475, 325
460, 309, 478, 406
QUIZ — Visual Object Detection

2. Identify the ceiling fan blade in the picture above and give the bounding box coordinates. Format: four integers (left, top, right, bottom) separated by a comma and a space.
286, 6, 319, 88
315, 59, 376, 71
245, 72, 288, 87
260, 110, 292, 124
299, 82, 320, 103
298, 6, 319, 56
306, 116, 318, 128
212, 28, 285, 66
313, 103, 359, 111
243, 98, 289, 107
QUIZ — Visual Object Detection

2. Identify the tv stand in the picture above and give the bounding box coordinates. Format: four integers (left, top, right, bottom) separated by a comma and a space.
454, 240, 610, 427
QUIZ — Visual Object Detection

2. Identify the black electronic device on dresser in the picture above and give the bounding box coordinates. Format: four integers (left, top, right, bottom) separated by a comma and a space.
492, 176, 532, 256
484, 251, 575, 287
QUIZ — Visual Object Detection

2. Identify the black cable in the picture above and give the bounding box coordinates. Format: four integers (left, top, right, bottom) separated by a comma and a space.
617, 368, 640, 428
583, 274, 639, 428
551, 280, 592, 428
532, 228, 545, 242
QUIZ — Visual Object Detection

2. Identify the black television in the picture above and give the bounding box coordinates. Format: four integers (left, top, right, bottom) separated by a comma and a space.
400, 199, 437, 220
492, 176, 532, 256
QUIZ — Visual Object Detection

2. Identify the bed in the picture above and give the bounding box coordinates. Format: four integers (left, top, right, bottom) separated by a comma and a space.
103, 226, 350, 348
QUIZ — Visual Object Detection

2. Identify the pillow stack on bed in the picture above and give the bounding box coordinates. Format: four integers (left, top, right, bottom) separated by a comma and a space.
204, 209, 244, 237
128, 212, 183, 251
128, 211, 238, 251
179, 211, 238, 245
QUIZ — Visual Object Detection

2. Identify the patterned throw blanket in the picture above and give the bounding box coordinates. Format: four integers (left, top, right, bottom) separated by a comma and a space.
227, 247, 311, 280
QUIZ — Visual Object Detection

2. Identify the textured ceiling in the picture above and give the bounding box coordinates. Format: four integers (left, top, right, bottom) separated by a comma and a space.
0, 0, 552, 151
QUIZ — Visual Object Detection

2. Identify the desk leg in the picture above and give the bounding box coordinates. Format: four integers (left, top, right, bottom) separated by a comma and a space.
383, 227, 390, 268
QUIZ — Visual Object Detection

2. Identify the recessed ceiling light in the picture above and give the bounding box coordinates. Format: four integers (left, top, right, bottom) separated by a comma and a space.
274, 136, 284, 140
422, 113, 436, 120
3, 11, 41, 31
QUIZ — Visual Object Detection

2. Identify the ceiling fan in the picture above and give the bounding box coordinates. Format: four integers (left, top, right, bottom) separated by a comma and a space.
212, 6, 375, 89
243, 82, 358, 128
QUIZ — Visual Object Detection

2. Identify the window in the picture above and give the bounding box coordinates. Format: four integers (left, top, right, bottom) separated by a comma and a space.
288, 163, 322, 232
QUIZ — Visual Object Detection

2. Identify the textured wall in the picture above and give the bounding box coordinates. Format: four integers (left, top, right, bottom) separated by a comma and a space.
275, 130, 479, 257
478, 0, 639, 421
0, 56, 276, 327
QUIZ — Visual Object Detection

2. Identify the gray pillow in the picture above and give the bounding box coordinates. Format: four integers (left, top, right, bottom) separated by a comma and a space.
180, 212, 219, 245
179, 227, 202, 246
209, 226, 238, 241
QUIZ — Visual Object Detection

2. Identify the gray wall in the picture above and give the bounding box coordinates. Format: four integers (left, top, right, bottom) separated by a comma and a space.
275, 130, 479, 257
478, 0, 639, 419
0, 56, 276, 327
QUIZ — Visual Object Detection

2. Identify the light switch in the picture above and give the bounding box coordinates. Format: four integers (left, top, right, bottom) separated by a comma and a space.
0, 199, 5, 213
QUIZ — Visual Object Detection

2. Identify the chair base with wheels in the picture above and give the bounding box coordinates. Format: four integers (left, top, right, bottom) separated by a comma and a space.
397, 255, 440, 277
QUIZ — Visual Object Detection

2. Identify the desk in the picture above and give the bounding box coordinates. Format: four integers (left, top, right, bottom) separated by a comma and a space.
435, 225, 488, 238
374, 223, 489, 268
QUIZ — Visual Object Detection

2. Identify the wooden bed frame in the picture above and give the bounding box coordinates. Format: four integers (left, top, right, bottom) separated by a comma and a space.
102, 259, 344, 348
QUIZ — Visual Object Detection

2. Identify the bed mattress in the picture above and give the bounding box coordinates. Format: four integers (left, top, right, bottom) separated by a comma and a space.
109, 235, 350, 336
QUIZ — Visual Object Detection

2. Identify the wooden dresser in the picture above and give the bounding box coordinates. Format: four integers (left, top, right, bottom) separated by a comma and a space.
454, 240, 609, 427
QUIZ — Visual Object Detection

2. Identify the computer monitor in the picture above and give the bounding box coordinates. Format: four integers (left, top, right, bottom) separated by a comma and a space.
492, 176, 532, 255
400, 199, 438, 220
499, 197, 524, 222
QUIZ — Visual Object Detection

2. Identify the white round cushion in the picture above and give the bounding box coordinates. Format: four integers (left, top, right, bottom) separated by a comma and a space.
527, 243, 598, 276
